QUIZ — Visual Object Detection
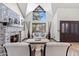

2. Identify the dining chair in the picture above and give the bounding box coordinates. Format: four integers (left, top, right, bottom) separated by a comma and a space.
3, 42, 31, 56
44, 42, 71, 56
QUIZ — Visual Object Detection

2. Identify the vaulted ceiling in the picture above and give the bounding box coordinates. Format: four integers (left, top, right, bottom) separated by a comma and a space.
17, 3, 79, 18
17, 3, 27, 18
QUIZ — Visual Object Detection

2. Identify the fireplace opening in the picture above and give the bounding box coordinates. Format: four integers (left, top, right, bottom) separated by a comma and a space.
10, 35, 19, 43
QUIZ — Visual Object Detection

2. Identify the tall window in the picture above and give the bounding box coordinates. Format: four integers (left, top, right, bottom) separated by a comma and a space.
32, 5, 46, 33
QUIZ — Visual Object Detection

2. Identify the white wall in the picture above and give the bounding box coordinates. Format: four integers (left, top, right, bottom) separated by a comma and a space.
52, 8, 79, 41
58, 8, 79, 20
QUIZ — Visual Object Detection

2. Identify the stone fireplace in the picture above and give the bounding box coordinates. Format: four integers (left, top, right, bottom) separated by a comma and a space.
4, 26, 22, 43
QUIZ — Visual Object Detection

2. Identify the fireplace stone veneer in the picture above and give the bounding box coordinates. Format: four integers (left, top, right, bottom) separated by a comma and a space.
0, 24, 23, 56
4, 26, 22, 43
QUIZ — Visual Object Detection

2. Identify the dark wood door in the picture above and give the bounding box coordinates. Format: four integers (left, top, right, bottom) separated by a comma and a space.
60, 21, 79, 42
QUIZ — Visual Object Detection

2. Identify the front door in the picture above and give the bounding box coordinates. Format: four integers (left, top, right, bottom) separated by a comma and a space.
60, 21, 79, 42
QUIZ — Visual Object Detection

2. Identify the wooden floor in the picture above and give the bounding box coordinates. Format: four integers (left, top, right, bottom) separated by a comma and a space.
69, 43, 79, 52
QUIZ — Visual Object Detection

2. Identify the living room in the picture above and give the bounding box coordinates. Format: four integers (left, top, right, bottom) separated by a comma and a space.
0, 2, 79, 56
